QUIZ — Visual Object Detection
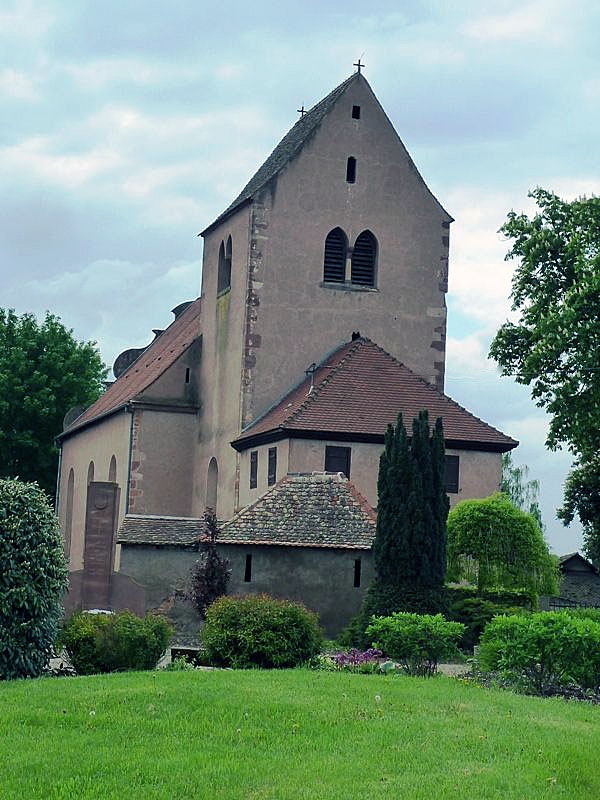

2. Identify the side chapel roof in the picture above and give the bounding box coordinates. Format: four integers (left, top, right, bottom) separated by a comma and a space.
232, 337, 518, 452
117, 473, 376, 550
59, 297, 202, 438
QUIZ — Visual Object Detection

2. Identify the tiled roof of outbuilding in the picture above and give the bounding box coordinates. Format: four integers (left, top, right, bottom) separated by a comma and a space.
232, 337, 517, 452
118, 514, 203, 546
117, 473, 376, 550
202, 74, 359, 234
220, 472, 375, 549
60, 298, 202, 438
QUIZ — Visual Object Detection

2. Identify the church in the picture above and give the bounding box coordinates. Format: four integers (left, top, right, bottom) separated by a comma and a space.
56, 71, 517, 636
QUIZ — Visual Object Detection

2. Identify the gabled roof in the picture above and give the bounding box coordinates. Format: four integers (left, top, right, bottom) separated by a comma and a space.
559, 552, 598, 574
60, 298, 202, 438
232, 338, 518, 452
201, 73, 360, 235
117, 473, 376, 550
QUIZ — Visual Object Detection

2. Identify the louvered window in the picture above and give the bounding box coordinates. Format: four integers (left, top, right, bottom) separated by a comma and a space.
323, 227, 347, 283
351, 230, 377, 287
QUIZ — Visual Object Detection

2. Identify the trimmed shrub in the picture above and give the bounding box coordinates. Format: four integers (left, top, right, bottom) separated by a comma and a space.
366, 612, 465, 677
448, 597, 525, 651
202, 594, 323, 668
60, 610, 173, 675
479, 611, 600, 694
447, 585, 534, 610
0, 478, 68, 680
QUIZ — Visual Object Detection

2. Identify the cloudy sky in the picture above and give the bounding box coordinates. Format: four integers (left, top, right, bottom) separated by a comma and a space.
2, 0, 598, 552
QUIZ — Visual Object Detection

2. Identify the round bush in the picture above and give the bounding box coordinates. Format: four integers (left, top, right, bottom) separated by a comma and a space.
366, 612, 465, 676
202, 594, 323, 668
479, 611, 600, 694
448, 597, 524, 651
60, 610, 173, 674
0, 478, 68, 679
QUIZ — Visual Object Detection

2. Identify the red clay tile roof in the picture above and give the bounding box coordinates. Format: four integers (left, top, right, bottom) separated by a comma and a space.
117, 473, 376, 549
232, 338, 517, 452
60, 298, 202, 438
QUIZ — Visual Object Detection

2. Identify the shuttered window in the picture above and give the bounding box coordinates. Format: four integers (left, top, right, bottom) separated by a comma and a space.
323, 227, 346, 283
351, 230, 376, 287
445, 455, 459, 494
250, 450, 258, 489
268, 447, 277, 486
325, 445, 351, 478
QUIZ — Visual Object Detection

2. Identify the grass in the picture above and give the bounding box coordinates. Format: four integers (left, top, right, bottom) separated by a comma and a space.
1, 669, 599, 799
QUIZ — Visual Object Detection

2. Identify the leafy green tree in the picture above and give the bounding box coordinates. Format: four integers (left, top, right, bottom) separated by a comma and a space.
501, 453, 544, 530
447, 493, 558, 598
558, 457, 600, 567
489, 189, 600, 562
0, 478, 69, 679
0, 309, 107, 498
489, 189, 600, 458
365, 411, 449, 622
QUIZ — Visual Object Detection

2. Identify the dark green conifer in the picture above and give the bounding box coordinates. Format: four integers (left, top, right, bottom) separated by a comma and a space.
347, 411, 449, 645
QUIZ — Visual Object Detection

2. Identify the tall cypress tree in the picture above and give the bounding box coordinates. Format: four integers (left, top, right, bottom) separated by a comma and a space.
353, 411, 449, 643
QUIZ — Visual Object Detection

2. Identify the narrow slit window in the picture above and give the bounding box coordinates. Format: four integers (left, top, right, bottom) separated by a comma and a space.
244, 554, 252, 582
268, 447, 277, 486
250, 451, 258, 489
352, 105, 361, 119
185, 367, 190, 384
346, 157, 356, 183
354, 558, 362, 588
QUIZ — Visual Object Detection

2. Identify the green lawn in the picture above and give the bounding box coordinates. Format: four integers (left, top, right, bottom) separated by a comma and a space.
1, 669, 599, 799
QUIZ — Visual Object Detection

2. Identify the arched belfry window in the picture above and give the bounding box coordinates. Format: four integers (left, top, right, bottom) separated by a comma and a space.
206, 457, 218, 513
217, 237, 232, 294
323, 227, 347, 283
351, 230, 377, 287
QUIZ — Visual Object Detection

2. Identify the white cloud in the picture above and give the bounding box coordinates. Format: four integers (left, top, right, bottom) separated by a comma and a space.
463, 0, 568, 43
0, 69, 39, 100
0, 0, 54, 40
1, 136, 123, 188
24, 258, 200, 369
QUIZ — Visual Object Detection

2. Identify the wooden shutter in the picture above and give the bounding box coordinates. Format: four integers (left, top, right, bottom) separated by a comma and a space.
351, 230, 376, 286
323, 228, 346, 283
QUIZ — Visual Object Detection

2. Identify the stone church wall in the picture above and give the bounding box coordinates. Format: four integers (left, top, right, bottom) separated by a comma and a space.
240, 77, 451, 428
58, 411, 130, 571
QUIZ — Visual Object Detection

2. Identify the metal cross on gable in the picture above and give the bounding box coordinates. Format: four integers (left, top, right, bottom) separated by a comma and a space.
297, 105, 306, 117
353, 58, 365, 74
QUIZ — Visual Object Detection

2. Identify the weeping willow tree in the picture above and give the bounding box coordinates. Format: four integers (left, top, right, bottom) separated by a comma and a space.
447, 493, 558, 597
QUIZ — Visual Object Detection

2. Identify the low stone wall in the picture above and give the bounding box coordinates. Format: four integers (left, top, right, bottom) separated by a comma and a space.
118, 542, 374, 639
